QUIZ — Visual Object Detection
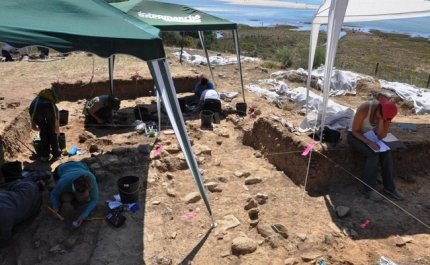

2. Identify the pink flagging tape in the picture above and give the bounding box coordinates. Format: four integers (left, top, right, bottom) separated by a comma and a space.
154, 146, 163, 156
302, 141, 316, 156
181, 212, 197, 219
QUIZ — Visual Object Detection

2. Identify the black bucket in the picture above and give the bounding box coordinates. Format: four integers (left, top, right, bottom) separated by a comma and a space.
59, 109, 69, 126
1, 161, 22, 182
33, 138, 41, 157
59, 132, 66, 150
117, 176, 140, 204
200, 110, 213, 127
236, 102, 247, 116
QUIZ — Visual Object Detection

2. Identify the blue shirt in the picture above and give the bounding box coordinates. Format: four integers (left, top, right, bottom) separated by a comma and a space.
0, 181, 41, 246
50, 162, 98, 219
195, 81, 215, 98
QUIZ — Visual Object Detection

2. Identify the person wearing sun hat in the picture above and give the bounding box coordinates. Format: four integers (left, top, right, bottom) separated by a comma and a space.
347, 96, 404, 202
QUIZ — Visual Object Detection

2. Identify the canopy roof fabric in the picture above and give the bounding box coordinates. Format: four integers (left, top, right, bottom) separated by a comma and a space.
307, 0, 430, 131
0, 0, 165, 60
313, 0, 430, 24
111, 0, 237, 31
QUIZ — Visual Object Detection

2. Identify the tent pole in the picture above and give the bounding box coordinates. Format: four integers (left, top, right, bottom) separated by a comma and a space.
109, 55, 115, 96
180, 32, 185, 64
147, 58, 215, 221
156, 86, 161, 133
306, 23, 321, 116
233, 30, 245, 103
319, 0, 349, 144
199, 31, 216, 87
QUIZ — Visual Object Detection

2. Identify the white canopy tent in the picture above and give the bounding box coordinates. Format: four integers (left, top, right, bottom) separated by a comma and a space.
307, 0, 430, 130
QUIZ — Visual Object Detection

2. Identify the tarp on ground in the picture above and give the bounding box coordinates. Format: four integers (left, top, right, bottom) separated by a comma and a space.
0, 0, 214, 224
307, 0, 430, 130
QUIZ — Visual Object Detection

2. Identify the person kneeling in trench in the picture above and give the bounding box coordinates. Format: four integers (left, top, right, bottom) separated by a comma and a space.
83, 95, 121, 126
199, 80, 222, 124
50, 161, 98, 227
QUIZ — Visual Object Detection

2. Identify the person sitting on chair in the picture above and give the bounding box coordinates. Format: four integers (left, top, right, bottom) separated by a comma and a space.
83, 95, 121, 126
199, 84, 222, 124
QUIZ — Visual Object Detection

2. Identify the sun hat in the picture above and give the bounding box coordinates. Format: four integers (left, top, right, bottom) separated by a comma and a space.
379, 97, 397, 119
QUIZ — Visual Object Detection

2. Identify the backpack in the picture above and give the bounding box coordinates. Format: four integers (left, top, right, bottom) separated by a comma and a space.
309, 127, 341, 143
38, 88, 59, 103
321, 127, 341, 143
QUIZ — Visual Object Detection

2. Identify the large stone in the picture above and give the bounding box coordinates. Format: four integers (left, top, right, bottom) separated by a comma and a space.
284, 258, 298, 265
78, 131, 95, 143
271, 223, 289, 239
301, 250, 323, 262
231, 237, 257, 255
205, 182, 222, 192
244, 199, 258, 210
257, 223, 275, 238
336, 206, 350, 218
254, 193, 268, 204
192, 144, 212, 156
184, 192, 201, 204
217, 214, 241, 231
245, 176, 262, 185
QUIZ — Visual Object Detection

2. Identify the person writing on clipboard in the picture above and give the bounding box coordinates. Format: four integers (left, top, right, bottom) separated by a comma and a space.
347, 97, 404, 202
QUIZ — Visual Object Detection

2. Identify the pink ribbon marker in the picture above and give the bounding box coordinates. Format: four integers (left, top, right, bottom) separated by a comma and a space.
181, 212, 197, 219
91, 70, 94, 77
154, 146, 163, 156
302, 141, 316, 156
55, 78, 59, 84
360, 219, 370, 229
135, 71, 139, 78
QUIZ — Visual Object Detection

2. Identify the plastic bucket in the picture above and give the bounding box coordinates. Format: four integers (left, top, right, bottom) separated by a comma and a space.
117, 176, 140, 203
200, 110, 213, 127
59, 132, 66, 150
59, 110, 69, 126
1, 161, 22, 182
236, 102, 247, 116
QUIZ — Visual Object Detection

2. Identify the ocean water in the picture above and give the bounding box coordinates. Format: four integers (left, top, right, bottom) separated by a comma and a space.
158, 0, 430, 37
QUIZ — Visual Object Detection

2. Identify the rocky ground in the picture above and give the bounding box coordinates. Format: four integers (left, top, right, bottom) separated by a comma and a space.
1, 39, 430, 265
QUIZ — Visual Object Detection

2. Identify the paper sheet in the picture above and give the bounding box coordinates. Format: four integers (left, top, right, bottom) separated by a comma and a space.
363, 131, 390, 152
382, 133, 399, 142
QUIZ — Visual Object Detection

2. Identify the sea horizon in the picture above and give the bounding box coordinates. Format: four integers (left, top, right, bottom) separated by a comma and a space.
157, 0, 430, 38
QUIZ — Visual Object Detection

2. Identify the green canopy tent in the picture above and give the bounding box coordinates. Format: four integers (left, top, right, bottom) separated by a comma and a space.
111, 0, 245, 103
0, 0, 215, 226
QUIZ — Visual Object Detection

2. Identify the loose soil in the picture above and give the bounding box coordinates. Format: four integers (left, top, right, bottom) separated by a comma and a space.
1, 31, 430, 265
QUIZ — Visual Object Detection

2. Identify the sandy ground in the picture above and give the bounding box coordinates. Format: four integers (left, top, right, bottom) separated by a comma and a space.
1, 44, 430, 265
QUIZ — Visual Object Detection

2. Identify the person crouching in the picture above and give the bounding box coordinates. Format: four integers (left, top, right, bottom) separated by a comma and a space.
199, 80, 222, 124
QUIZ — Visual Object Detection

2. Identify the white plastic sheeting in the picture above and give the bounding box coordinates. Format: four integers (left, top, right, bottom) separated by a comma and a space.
380, 80, 430, 115
245, 80, 355, 132
274, 67, 361, 96
172, 51, 260, 66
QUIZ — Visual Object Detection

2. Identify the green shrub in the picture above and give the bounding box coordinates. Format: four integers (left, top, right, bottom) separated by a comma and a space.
276, 46, 293, 68
261, 61, 280, 69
